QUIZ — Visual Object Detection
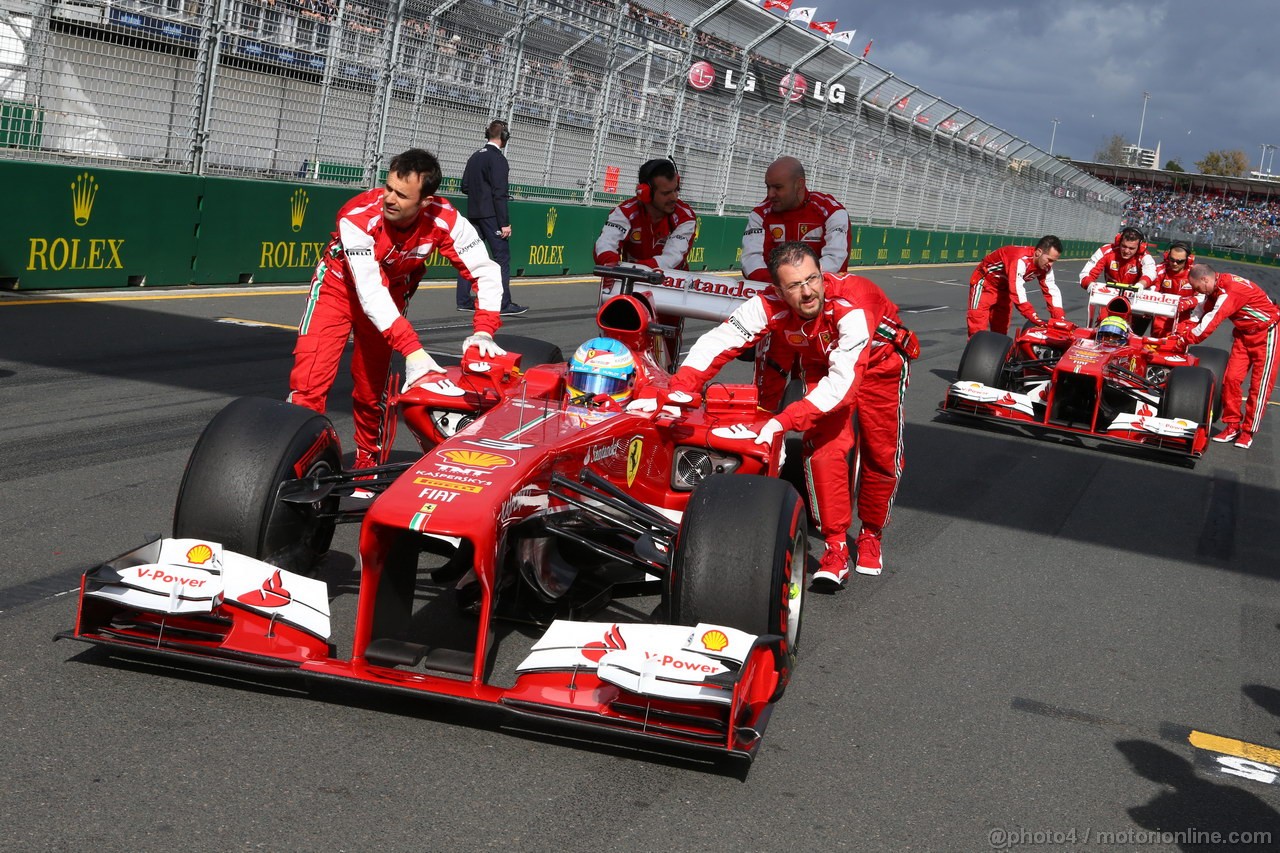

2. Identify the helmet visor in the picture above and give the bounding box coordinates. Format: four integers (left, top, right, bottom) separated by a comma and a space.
569, 370, 629, 398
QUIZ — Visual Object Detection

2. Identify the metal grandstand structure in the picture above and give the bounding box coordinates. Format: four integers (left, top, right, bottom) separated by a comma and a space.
1, 0, 1125, 238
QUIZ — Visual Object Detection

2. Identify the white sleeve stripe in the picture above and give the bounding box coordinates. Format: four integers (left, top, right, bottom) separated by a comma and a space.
339, 218, 401, 333
803, 309, 869, 413
657, 219, 696, 268
682, 297, 770, 372
1012, 259, 1031, 304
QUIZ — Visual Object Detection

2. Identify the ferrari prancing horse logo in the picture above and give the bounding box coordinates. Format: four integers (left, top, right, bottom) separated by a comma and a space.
626, 437, 643, 487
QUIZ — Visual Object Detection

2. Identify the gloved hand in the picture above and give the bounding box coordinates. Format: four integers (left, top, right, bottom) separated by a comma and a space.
1029, 315, 1047, 327
752, 418, 784, 446
1164, 334, 1188, 353
403, 348, 445, 391
667, 390, 694, 406
625, 395, 659, 413
463, 332, 506, 358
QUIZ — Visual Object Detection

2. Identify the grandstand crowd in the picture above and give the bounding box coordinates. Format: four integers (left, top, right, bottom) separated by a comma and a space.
1120, 183, 1280, 254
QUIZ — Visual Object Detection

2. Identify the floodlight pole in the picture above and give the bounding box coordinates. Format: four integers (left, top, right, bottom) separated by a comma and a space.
1136, 91, 1150, 151
1049, 118, 1059, 156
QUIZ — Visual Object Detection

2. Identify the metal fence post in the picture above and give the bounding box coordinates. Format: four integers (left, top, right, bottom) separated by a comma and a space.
582, 1, 627, 205
188, 0, 226, 175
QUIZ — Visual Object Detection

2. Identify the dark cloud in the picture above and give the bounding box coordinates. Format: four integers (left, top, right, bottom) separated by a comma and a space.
820, 0, 1279, 172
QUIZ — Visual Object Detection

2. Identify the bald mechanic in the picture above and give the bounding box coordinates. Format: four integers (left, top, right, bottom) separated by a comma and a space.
740, 156, 851, 282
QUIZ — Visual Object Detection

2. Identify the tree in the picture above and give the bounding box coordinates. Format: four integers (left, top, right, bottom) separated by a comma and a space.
1195, 149, 1250, 177
1094, 134, 1129, 165
1164, 159, 1185, 172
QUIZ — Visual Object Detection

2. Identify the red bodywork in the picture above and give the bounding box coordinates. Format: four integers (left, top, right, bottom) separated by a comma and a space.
941, 319, 1214, 459
65, 286, 795, 761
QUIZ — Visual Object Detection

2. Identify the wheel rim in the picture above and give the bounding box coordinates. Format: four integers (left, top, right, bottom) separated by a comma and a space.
783, 523, 805, 651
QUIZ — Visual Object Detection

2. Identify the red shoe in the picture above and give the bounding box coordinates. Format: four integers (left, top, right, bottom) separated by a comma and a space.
855, 531, 883, 576
813, 540, 850, 589
1212, 425, 1241, 443
1235, 431, 1254, 449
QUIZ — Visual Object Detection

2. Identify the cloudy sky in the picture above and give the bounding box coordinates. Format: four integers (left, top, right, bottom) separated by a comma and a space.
813, 0, 1278, 172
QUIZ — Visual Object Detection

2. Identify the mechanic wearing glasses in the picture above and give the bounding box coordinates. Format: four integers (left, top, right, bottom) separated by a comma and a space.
1080, 227, 1157, 324
660, 241, 916, 588
1147, 241, 1199, 337
288, 148, 507, 471
1174, 265, 1280, 450
965, 235, 1065, 337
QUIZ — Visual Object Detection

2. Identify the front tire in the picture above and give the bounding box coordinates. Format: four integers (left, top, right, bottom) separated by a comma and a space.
492, 334, 562, 367
668, 475, 805, 667
173, 397, 341, 575
1161, 366, 1214, 424
957, 331, 1013, 387
1188, 345, 1229, 417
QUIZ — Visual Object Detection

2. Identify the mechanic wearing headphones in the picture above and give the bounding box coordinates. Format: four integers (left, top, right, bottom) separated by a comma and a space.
593, 157, 697, 270
458, 119, 525, 315
289, 148, 506, 471
647, 241, 915, 588
965, 235, 1065, 336
1148, 241, 1199, 337
740, 156, 850, 283
1174, 264, 1280, 450
1079, 227, 1157, 324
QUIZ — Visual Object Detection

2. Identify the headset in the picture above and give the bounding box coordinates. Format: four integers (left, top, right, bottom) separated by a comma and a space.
636, 157, 680, 205
486, 119, 510, 145
1163, 240, 1195, 267
1113, 227, 1147, 254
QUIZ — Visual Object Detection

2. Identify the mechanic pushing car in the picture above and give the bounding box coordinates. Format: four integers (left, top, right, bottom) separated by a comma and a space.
1174, 264, 1280, 450
635, 241, 915, 587
593, 157, 697, 270
287, 148, 507, 470
965, 235, 1065, 337
1147, 241, 1199, 337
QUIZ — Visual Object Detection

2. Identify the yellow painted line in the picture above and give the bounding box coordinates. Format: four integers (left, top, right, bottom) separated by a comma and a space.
1188, 729, 1280, 767
216, 317, 299, 331
0, 275, 609, 307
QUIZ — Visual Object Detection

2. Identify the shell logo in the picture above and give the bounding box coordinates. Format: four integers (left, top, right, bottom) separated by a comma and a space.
439, 449, 514, 469
185, 543, 214, 565
769, 225, 785, 240
700, 629, 729, 652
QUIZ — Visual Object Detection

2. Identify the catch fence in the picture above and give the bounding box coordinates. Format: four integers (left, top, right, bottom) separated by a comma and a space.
1, 0, 1126, 239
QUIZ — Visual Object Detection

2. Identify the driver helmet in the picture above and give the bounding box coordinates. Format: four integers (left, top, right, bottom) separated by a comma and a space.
1096, 315, 1131, 345
568, 337, 636, 403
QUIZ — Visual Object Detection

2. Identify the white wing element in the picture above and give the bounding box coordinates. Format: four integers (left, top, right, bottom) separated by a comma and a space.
84, 539, 331, 638
516, 621, 761, 704
1106, 412, 1198, 437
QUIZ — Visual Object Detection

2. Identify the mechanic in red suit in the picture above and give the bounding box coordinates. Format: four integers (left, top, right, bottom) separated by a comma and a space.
1175, 265, 1280, 450
1147, 241, 1199, 337
593, 157, 697, 269
1079, 227, 1157, 323
965, 235, 1065, 336
658, 242, 914, 588
740, 156, 850, 282
288, 148, 506, 469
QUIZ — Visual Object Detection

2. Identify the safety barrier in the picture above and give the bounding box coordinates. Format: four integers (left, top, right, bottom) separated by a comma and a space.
0, 159, 1119, 291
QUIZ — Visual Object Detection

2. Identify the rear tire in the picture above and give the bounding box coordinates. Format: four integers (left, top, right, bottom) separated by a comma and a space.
668, 475, 805, 668
1161, 366, 1214, 424
1188, 345, 1229, 417
957, 331, 1013, 387
173, 397, 341, 575
492, 334, 562, 367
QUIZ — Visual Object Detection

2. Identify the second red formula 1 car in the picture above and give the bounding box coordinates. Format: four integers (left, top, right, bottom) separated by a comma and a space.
940, 293, 1229, 463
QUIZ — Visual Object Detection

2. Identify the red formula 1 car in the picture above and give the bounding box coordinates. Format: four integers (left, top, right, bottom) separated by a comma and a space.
61, 267, 805, 764
940, 292, 1229, 462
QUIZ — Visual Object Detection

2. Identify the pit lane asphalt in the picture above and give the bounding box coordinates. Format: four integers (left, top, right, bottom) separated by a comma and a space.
1, 259, 1278, 852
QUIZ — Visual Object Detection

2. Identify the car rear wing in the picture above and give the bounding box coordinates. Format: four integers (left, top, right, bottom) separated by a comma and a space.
597, 265, 767, 323
1088, 285, 1179, 318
